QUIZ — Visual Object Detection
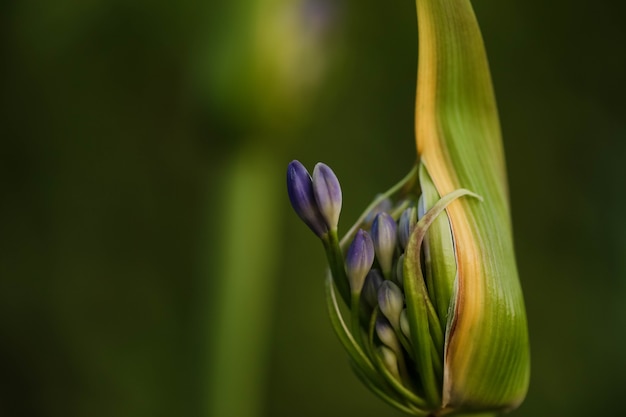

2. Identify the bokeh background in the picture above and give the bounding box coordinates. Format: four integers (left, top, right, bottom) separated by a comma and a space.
2, 0, 625, 416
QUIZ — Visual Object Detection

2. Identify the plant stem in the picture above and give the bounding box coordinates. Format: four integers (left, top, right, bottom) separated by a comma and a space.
207, 144, 281, 417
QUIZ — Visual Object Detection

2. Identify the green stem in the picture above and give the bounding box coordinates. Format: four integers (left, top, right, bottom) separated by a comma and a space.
207, 145, 281, 417
350, 293, 366, 349
323, 230, 351, 306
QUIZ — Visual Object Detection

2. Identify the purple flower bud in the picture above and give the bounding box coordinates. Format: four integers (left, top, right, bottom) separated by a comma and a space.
345, 229, 375, 293
398, 207, 417, 250
312, 162, 342, 231
362, 269, 384, 308
371, 212, 397, 276
378, 280, 404, 330
286, 160, 328, 238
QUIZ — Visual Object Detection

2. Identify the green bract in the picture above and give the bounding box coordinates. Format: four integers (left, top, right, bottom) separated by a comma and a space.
286, 0, 530, 415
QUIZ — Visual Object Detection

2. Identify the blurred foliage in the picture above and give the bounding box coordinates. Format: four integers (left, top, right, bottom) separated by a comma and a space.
1, 0, 625, 417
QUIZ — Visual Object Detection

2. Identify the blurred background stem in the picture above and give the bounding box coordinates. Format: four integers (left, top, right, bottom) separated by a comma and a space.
208, 143, 282, 417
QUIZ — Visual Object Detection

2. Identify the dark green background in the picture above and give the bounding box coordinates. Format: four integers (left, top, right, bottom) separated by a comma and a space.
1, 0, 625, 416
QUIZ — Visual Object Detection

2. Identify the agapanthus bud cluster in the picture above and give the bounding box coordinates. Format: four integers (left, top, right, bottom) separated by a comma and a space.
287, 161, 454, 414
286, 160, 526, 416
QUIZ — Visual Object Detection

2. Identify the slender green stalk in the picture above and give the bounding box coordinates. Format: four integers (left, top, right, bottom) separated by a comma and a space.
323, 230, 351, 305
207, 144, 281, 417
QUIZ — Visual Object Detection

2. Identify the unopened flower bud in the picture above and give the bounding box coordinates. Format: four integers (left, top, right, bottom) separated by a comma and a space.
376, 316, 399, 350
398, 206, 417, 250
378, 280, 404, 330
362, 269, 384, 308
371, 212, 397, 277
345, 229, 374, 294
286, 160, 328, 238
312, 162, 342, 231
378, 346, 400, 380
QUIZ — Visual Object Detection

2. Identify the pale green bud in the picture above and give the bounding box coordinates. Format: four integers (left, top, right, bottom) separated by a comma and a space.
377, 281, 404, 331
